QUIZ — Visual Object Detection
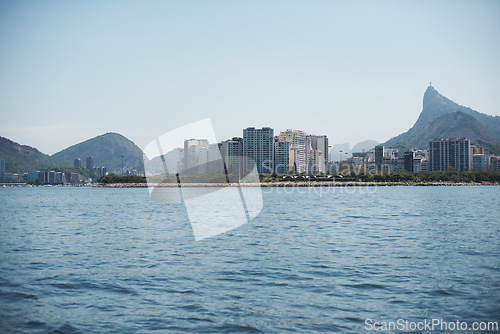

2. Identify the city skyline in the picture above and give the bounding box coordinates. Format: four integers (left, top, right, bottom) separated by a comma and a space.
1, 1, 500, 155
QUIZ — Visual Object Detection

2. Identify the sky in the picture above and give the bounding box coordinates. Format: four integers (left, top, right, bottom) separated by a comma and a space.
1, 0, 500, 155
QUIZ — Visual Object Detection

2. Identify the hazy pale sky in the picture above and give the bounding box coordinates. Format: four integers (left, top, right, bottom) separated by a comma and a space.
1, 0, 500, 154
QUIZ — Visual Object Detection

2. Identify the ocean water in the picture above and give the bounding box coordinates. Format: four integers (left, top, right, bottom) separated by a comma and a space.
0, 186, 499, 333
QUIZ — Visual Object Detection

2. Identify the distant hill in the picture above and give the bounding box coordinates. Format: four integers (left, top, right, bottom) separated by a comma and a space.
329, 143, 352, 161
352, 140, 379, 153
0, 136, 70, 173
329, 140, 379, 161
145, 148, 182, 174
52, 132, 144, 173
385, 85, 500, 148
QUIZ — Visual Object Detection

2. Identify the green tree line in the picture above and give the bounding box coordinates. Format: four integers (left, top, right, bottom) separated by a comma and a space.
259, 170, 500, 183
98, 173, 147, 184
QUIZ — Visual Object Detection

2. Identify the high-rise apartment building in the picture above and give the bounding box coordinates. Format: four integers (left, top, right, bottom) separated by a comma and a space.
278, 129, 309, 173
375, 145, 384, 171
404, 151, 415, 172
220, 138, 243, 174
243, 127, 274, 174
472, 154, 490, 171
74, 158, 82, 168
86, 156, 94, 170
179, 139, 225, 175
309, 135, 329, 173
308, 148, 323, 174
182, 139, 209, 174
428, 138, 471, 172
274, 138, 293, 174
207, 143, 224, 175
276, 130, 329, 174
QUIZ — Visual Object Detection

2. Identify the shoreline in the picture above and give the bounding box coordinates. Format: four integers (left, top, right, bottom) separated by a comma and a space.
94, 181, 500, 188
3, 182, 498, 188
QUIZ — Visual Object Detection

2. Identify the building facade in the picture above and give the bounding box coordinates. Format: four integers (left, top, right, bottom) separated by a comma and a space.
374, 145, 384, 170
274, 139, 293, 174
220, 138, 243, 174
278, 129, 308, 173
243, 127, 274, 174
472, 154, 490, 171
182, 139, 209, 174
428, 138, 471, 172
86, 156, 94, 170
309, 135, 329, 173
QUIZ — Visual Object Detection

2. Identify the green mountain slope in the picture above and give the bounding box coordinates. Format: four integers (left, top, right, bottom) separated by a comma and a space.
412, 111, 496, 148
385, 85, 500, 147
0, 136, 70, 173
52, 132, 144, 173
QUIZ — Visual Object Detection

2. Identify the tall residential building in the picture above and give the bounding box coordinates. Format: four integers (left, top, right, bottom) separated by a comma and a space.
428, 138, 471, 172
177, 139, 226, 175
95, 166, 108, 176
0, 158, 5, 174
220, 138, 243, 174
274, 130, 329, 174
37, 171, 46, 184
274, 138, 293, 174
491, 156, 500, 172
278, 129, 309, 173
308, 148, 323, 174
182, 139, 209, 174
74, 158, 82, 168
309, 135, 329, 173
472, 154, 490, 171
243, 127, 274, 174
404, 151, 415, 172
207, 143, 224, 175
404, 149, 428, 172
375, 145, 384, 171
49, 171, 56, 184
86, 156, 94, 170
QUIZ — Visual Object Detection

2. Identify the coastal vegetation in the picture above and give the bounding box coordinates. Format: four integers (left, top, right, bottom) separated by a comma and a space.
96, 170, 500, 185
259, 170, 500, 183
98, 173, 147, 184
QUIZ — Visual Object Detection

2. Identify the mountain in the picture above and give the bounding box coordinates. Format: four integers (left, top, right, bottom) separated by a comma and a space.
385, 85, 500, 148
0, 136, 70, 173
329, 140, 380, 161
145, 148, 182, 174
52, 132, 144, 173
412, 111, 496, 148
329, 143, 352, 161
352, 140, 380, 153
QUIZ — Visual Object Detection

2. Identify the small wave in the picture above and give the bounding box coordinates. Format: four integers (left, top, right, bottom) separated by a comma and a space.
49, 281, 137, 295
215, 323, 263, 333
27, 320, 46, 328
389, 299, 407, 304
187, 317, 214, 323
0, 291, 38, 301
50, 323, 80, 334
343, 283, 385, 290
431, 289, 452, 296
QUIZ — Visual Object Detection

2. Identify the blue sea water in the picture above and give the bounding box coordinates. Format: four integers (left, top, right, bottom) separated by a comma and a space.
0, 186, 499, 333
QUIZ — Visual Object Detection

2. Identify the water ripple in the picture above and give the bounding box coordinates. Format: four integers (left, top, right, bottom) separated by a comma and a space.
0, 186, 498, 333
